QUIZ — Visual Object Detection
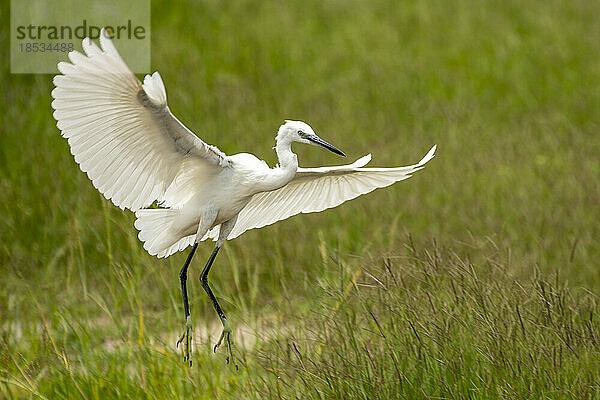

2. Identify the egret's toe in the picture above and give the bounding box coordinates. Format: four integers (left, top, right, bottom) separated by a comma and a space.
214, 320, 237, 369
176, 315, 193, 366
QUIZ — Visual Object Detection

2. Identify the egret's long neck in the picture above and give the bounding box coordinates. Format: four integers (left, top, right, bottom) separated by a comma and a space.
275, 137, 298, 171
259, 134, 298, 193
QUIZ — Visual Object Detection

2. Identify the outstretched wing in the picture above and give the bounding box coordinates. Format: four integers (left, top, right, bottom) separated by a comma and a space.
202, 145, 436, 241
52, 29, 230, 211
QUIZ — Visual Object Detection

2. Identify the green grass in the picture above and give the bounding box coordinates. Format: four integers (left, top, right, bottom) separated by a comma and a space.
1, 0, 599, 398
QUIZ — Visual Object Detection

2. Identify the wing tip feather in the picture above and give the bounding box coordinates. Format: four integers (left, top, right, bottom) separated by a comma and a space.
142, 72, 167, 106
418, 145, 437, 166
353, 153, 372, 168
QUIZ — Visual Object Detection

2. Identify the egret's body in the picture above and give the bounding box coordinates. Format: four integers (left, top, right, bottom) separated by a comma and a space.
51, 30, 436, 366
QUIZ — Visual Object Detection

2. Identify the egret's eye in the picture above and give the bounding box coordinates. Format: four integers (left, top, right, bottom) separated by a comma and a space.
297, 130, 304, 136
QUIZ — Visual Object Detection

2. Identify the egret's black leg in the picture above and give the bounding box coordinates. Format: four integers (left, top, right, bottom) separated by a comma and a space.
200, 246, 224, 318
180, 243, 198, 319
176, 243, 198, 365
200, 245, 237, 368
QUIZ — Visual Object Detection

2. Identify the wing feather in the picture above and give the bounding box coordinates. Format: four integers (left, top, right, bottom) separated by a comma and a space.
52, 29, 231, 211
207, 145, 436, 241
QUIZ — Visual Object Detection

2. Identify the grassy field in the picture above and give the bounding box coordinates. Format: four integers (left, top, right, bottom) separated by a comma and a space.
1, 0, 600, 398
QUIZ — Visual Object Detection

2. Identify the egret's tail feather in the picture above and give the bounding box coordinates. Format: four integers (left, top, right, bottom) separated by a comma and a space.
134, 208, 194, 258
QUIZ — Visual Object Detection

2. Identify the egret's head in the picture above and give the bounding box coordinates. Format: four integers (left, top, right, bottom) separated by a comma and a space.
277, 120, 346, 156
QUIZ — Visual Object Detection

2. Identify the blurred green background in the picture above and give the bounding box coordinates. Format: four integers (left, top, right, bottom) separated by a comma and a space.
1, 0, 599, 398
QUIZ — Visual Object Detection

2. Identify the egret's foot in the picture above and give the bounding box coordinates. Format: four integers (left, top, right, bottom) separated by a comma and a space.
176, 315, 193, 366
213, 319, 237, 369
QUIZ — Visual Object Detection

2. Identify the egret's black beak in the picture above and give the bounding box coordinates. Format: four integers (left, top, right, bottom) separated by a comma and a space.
308, 135, 346, 157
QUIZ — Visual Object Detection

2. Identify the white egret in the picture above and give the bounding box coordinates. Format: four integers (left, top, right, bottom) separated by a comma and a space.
51, 29, 436, 367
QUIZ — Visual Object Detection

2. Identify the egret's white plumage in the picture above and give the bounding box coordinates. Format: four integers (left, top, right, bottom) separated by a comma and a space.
52, 31, 435, 258
51, 30, 436, 364
200, 146, 435, 242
